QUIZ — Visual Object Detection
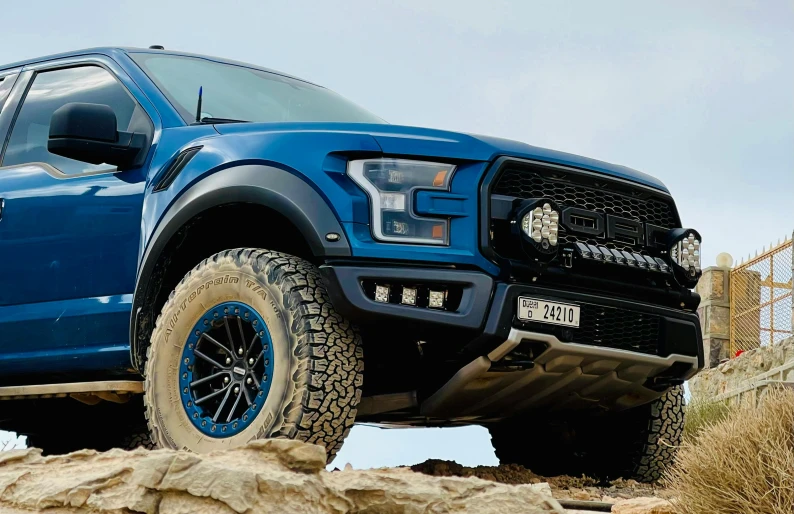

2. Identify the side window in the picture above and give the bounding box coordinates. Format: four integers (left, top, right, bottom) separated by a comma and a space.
0, 76, 13, 113
1, 66, 144, 174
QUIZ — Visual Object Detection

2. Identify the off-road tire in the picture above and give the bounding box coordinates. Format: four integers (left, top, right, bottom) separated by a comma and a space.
489, 386, 684, 482
608, 385, 684, 482
144, 248, 363, 461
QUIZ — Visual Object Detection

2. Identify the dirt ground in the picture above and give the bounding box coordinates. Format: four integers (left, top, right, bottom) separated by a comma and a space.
409, 459, 672, 503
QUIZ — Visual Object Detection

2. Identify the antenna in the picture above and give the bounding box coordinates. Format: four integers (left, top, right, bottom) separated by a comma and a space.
195, 86, 203, 124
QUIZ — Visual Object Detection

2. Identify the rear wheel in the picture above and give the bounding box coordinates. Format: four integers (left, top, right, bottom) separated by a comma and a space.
144, 248, 363, 461
489, 386, 684, 482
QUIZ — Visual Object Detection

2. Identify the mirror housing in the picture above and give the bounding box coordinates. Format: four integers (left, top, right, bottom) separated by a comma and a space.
47, 103, 146, 169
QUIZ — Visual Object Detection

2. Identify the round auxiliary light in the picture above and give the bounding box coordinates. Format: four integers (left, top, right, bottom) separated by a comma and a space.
517, 199, 561, 261
521, 202, 560, 248
667, 228, 703, 287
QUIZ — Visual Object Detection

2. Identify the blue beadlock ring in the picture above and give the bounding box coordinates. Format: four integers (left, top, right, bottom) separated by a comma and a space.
179, 301, 274, 437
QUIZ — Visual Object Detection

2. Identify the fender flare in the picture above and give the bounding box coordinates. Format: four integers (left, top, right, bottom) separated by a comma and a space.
129, 164, 351, 370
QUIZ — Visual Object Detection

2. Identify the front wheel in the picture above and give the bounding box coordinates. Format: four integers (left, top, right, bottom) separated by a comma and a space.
144, 249, 363, 461
489, 386, 684, 482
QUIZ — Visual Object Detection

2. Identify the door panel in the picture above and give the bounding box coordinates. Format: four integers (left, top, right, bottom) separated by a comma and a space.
0, 164, 144, 305
0, 62, 153, 377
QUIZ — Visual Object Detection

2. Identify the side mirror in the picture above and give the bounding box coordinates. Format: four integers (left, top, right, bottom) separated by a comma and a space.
47, 103, 146, 169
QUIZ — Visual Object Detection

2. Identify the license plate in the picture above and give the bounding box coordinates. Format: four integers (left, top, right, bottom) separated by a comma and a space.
517, 297, 580, 327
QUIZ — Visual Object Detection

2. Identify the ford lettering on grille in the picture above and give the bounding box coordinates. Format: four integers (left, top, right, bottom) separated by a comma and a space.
560, 206, 668, 249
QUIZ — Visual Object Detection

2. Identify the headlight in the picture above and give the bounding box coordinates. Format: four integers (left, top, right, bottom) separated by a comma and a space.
347, 158, 456, 245
668, 228, 702, 286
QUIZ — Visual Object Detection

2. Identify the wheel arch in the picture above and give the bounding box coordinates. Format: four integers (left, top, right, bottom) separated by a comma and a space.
130, 163, 352, 371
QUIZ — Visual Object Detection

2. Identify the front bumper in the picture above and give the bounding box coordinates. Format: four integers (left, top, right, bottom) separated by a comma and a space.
321, 264, 703, 416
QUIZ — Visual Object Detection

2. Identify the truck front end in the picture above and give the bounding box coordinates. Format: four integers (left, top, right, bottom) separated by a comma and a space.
322, 152, 703, 422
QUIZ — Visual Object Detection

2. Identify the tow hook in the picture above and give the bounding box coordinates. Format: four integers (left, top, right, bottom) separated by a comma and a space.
562, 249, 574, 268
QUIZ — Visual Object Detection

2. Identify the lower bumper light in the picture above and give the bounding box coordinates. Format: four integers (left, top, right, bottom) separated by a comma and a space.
374, 285, 390, 303
401, 287, 417, 305
428, 290, 447, 309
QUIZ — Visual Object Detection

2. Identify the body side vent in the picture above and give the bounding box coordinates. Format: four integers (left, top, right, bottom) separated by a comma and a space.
153, 146, 202, 192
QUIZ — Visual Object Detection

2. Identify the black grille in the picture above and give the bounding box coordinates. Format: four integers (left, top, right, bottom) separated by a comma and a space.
493, 167, 677, 253
517, 303, 662, 356
576, 304, 660, 355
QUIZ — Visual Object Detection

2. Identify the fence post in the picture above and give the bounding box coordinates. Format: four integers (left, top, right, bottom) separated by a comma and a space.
696, 266, 731, 368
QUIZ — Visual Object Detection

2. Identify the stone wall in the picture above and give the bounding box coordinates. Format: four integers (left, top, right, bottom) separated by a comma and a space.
689, 335, 794, 401
695, 266, 731, 367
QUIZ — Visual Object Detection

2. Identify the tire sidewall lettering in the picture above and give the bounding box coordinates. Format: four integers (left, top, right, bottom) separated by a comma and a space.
150, 266, 292, 452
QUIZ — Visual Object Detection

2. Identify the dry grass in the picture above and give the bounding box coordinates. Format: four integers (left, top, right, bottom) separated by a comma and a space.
682, 398, 732, 442
665, 388, 794, 514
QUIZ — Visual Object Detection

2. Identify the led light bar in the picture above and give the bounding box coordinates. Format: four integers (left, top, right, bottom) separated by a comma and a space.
572, 243, 671, 273
599, 246, 615, 262
621, 251, 637, 266
610, 249, 626, 264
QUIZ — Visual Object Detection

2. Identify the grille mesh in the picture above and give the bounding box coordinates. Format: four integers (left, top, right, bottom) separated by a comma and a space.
493, 168, 677, 253
518, 302, 662, 356
576, 304, 660, 355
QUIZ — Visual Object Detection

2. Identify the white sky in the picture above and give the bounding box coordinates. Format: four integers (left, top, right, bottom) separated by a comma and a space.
1, 0, 792, 466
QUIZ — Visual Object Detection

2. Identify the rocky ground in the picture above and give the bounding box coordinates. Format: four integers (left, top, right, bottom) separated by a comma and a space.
0, 440, 672, 513
408, 459, 672, 504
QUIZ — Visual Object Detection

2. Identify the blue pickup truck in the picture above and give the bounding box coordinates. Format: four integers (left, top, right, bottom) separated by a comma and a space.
0, 47, 703, 481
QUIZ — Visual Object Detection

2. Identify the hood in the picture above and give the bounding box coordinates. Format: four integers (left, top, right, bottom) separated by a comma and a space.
214, 122, 669, 192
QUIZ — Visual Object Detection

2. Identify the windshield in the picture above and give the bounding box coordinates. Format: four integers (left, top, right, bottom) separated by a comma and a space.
131, 53, 384, 125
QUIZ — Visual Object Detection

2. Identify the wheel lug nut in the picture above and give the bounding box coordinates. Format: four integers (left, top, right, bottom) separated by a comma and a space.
224, 376, 230, 384
234, 386, 240, 393
246, 377, 252, 385
226, 357, 232, 365
238, 347, 243, 355
248, 358, 254, 365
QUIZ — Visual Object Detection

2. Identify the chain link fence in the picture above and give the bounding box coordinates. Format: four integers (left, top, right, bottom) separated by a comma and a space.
730, 238, 793, 354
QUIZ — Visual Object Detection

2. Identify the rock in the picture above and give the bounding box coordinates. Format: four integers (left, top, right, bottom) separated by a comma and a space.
530, 481, 553, 497
0, 440, 565, 514
571, 488, 594, 500
611, 496, 675, 514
